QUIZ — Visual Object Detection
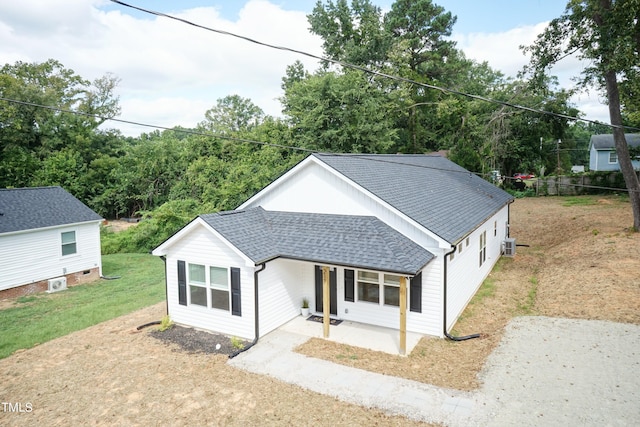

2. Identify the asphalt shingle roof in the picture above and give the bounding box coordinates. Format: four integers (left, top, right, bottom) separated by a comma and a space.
313, 153, 514, 243
200, 207, 434, 275
590, 133, 640, 150
0, 186, 102, 234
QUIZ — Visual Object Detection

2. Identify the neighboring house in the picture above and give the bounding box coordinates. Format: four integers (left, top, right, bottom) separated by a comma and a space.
589, 134, 640, 171
152, 154, 514, 350
0, 186, 103, 299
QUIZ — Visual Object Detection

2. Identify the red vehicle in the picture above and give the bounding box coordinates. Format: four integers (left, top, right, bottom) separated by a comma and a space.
513, 173, 535, 180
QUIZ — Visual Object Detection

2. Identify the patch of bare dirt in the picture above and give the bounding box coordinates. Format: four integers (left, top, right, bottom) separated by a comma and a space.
296, 195, 640, 391
102, 219, 139, 232
0, 195, 637, 425
0, 303, 433, 426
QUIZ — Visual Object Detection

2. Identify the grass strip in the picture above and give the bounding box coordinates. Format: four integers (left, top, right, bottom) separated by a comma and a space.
0, 253, 164, 359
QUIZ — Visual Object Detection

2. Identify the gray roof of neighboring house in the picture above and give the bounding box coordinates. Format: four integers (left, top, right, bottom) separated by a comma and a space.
590, 134, 640, 150
312, 153, 514, 243
0, 186, 102, 234
200, 207, 434, 275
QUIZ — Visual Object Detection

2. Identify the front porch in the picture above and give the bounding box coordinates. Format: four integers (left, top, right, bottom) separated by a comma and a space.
278, 314, 424, 355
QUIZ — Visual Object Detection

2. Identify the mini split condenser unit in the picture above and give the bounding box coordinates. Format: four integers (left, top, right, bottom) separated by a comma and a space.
503, 238, 516, 257
47, 277, 67, 293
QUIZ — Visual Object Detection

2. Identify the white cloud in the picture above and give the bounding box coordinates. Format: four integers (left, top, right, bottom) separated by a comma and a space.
0, 0, 323, 136
452, 23, 610, 124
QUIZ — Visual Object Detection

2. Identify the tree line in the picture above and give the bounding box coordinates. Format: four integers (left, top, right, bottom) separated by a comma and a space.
1, 0, 638, 244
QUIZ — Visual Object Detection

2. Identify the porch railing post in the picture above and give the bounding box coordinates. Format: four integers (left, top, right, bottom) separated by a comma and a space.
322, 265, 330, 338
400, 276, 407, 355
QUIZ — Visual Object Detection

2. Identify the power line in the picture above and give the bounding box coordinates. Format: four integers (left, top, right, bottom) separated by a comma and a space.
0, 96, 316, 154
2, 96, 637, 193
109, 0, 640, 133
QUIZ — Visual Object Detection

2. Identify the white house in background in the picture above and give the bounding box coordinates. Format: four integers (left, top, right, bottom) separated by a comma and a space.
152, 154, 514, 352
0, 186, 103, 299
589, 134, 640, 171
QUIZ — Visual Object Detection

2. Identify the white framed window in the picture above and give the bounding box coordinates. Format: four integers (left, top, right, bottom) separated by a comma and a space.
61, 231, 77, 256
479, 230, 487, 267
188, 264, 207, 307
356, 270, 403, 307
494, 220, 497, 237
609, 151, 618, 163
209, 266, 230, 311
383, 274, 401, 307
357, 271, 379, 304
188, 263, 230, 311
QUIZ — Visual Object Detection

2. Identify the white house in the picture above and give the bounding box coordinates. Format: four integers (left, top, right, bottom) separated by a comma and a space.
152, 154, 514, 352
589, 133, 640, 171
0, 186, 103, 299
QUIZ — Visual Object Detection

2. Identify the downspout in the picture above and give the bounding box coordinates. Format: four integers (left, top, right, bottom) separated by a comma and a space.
443, 245, 480, 341
160, 255, 168, 316
229, 262, 266, 358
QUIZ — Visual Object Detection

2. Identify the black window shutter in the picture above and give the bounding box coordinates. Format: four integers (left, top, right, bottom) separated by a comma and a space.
177, 260, 187, 306
344, 269, 354, 302
410, 272, 422, 313
231, 267, 241, 316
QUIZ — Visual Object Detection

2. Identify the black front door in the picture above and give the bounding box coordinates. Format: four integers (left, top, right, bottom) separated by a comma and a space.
314, 265, 337, 315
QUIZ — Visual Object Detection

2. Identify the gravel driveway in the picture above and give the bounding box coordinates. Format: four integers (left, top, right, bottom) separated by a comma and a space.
230, 315, 640, 426
474, 316, 640, 426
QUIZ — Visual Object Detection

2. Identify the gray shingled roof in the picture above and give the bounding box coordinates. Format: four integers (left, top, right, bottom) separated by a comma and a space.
313, 153, 513, 244
590, 134, 640, 150
200, 207, 434, 275
0, 186, 102, 234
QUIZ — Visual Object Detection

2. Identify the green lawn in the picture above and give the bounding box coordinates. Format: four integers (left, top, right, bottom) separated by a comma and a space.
0, 253, 165, 359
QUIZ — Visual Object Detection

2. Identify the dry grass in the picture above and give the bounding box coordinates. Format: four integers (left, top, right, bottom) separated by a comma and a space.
0, 195, 637, 426
296, 195, 640, 391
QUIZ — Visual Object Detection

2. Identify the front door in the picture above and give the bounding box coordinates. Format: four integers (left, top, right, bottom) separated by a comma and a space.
314, 265, 337, 315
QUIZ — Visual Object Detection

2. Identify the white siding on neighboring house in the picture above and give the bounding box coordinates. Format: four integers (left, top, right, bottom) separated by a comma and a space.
162, 224, 256, 340
445, 206, 510, 331
0, 222, 102, 291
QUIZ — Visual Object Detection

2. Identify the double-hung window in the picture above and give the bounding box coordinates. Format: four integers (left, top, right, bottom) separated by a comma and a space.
479, 230, 487, 267
383, 274, 401, 306
61, 231, 77, 256
209, 266, 230, 310
188, 264, 207, 307
357, 271, 379, 303
188, 264, 230, 310
609, 151, 618, 163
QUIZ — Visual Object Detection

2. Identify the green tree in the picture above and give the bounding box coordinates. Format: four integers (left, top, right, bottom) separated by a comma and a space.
524, 0, 640, 229
199, 95, 265, 134
282, 69, 397, 153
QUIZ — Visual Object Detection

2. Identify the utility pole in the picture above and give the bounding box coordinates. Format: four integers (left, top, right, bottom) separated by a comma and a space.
556, 139, 562, 174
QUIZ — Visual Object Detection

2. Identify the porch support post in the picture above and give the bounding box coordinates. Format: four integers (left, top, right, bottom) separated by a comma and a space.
399, 276, 407, 355
322, 266, 330, 338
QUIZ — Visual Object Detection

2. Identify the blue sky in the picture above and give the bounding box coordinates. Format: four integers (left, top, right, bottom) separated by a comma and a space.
1, 1, 600, 136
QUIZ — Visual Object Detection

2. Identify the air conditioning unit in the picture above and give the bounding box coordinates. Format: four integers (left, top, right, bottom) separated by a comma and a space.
47, 277, 67, 293
503, 238, 516, 257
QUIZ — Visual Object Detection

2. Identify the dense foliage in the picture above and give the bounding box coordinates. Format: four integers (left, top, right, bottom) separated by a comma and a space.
2, 0, 635, 252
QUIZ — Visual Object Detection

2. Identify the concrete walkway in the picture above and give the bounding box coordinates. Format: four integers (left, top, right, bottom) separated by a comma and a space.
228, 317, 640, 426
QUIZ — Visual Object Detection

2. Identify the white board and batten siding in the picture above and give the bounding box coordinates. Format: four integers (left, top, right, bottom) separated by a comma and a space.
240, 159, 442, 250
0, 222, 101, 291
258, 258, 312, 336
161, 224, 256, 340
445, 206, 510, 331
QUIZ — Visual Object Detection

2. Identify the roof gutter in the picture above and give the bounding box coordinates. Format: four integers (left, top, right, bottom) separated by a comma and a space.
443, 245, 480, 341
229, 262, 266, 358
